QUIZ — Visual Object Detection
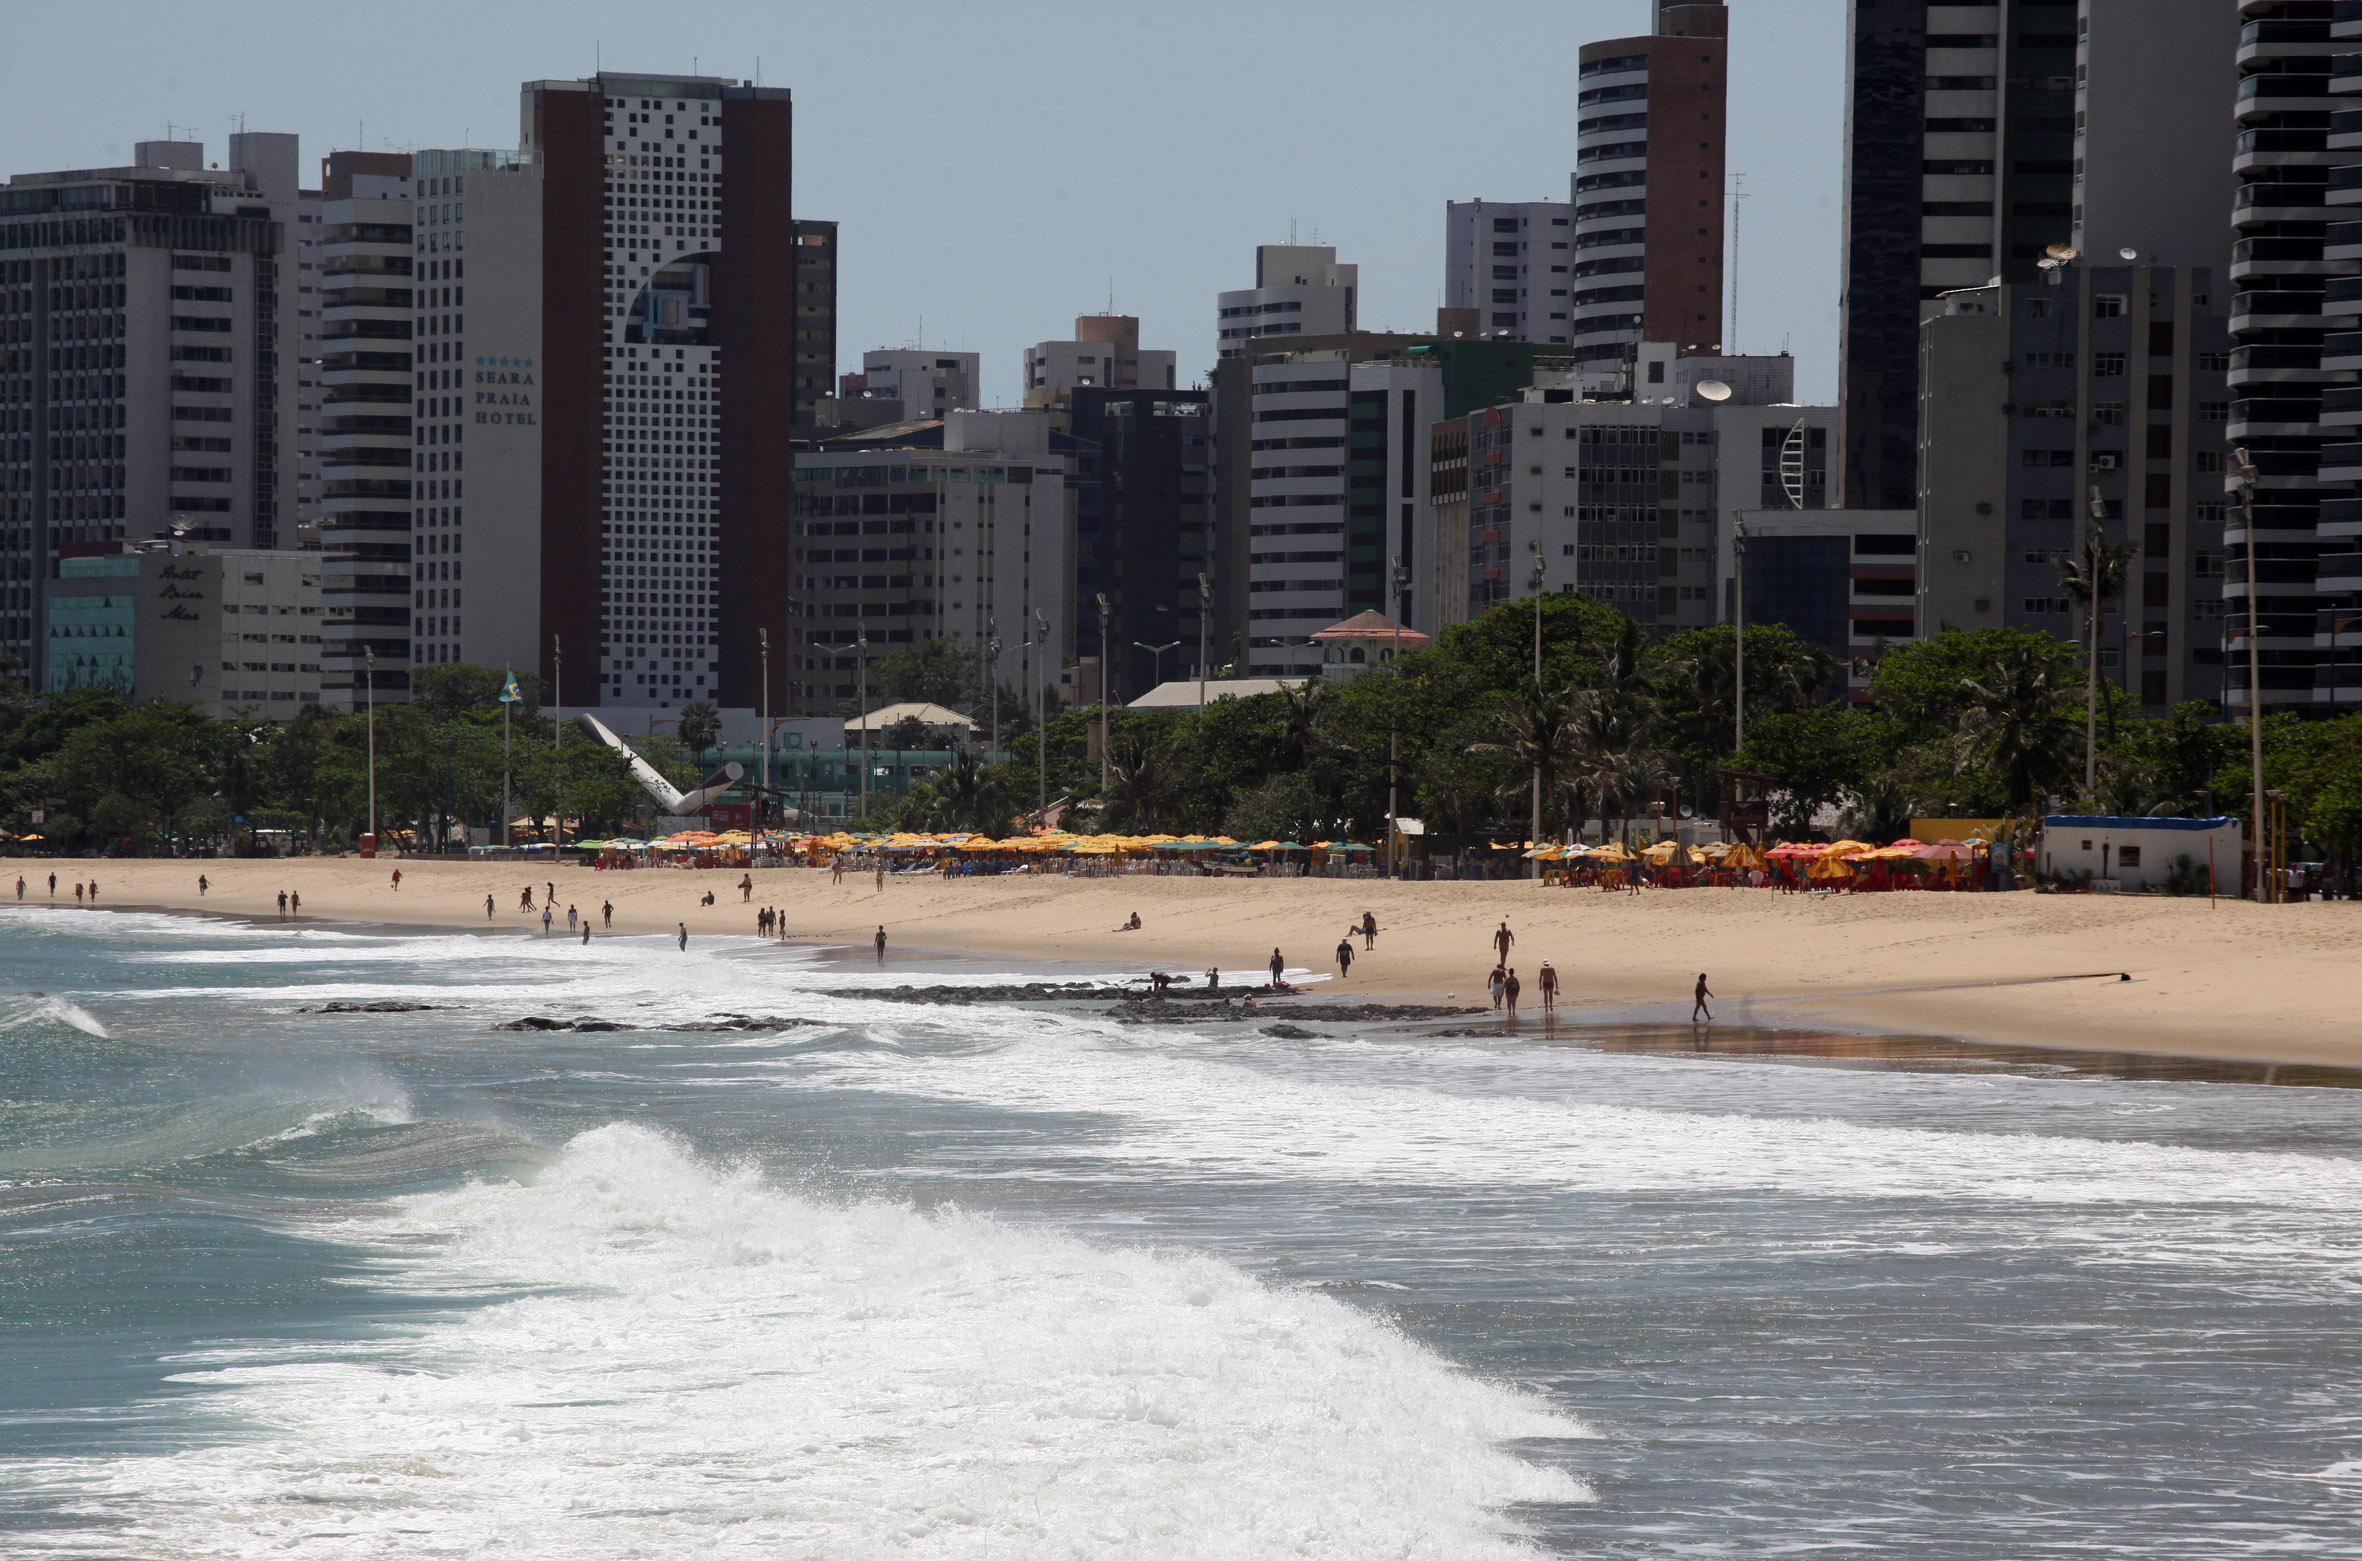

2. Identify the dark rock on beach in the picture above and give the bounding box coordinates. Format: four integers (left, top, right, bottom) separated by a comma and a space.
300, 1000, 445, 1014
496, 1016, 638, 1032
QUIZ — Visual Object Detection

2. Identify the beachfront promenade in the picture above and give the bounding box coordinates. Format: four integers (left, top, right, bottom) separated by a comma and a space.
43, 857, 2361, 1070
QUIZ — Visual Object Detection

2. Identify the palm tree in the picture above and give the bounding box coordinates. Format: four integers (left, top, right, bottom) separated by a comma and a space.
1471, 681, 1581, 838
1105, 726, 1189, 831
2058, 521, 2139, 797
928, 748, 1021, 835
675, 700, 722, 779
1957, 645, 2078, 813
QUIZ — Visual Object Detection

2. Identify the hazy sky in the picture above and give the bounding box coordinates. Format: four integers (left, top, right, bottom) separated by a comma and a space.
1, 1, 1847, 407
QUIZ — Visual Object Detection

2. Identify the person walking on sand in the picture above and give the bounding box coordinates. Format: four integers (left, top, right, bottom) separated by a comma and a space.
278, 889, 289, 918
88, 880, 97, 904
1692, 972, 1713, 1023
74, 882, 84, 907
196, 875, 207, 898
485, 893, 495, 921
1504, 968, 1522, 1018
567, 904, 578, 932
1360, 911, 1377, 951
677, 922, 688, 951
47, 872, 56, 900
289, 890, 300, 916
739, 873, 754, 903
1488, 965, 1506, 1010
1493, 921, 1514, 963
390, 868, 401, 892
602, 900, 613, 930
1335, 934, 1354, 978
831, 857, 843, 886
874, 862, 885, 892
14, 875, 23, 901
546, 881, 555, 910
541, 905, 553, 936
1269, 948, 1286, 989
874, 925, 888, 962
1538, 960, 1559, 1012
519, 887, 534, 914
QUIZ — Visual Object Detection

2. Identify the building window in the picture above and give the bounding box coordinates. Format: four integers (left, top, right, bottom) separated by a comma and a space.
2092, 352, 2126, 377
2094, 295, 2127, 318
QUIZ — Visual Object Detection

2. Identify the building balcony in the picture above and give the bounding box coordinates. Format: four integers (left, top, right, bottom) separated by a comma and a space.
2326, 329, 2362, 368
2239, 73, 2335, 118
2233, 236, 2336, 278
2316, 551, 2362, 586
2230, 343, 2327, 383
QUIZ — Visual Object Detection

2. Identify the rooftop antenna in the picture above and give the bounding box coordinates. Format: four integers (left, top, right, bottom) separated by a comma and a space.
1728, 175, 1749, 355
1108, 277, 1115, 312
1289, 217, 1297, 245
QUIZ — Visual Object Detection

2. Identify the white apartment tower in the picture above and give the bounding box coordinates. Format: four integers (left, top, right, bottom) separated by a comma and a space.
1444, 199, 1576, 344
1216, 245, 1357, 360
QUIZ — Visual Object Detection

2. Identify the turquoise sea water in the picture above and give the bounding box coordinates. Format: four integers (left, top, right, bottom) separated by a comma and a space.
2, 907, 2359, 1557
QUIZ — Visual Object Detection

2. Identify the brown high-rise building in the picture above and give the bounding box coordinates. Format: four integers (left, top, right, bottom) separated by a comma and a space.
1569, 0, 1728, 368
406, 71, 815, 718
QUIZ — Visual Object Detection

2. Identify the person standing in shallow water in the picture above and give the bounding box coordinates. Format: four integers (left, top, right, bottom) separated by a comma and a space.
1504, 968, 1522, 1018
677, 922, 688, 951
1268, 948, 1285, 988
874, 925, 888, 962
1538, 960, 1559, 1012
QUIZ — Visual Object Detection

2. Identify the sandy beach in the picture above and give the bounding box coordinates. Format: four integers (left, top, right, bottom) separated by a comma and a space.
17, 856, 2354, 1068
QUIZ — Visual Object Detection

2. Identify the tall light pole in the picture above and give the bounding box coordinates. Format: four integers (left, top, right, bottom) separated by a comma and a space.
1196, 571, 1211, 717
551, 634, 564, 853
364, 644, 377, 847
1095, 592, 1111, 797
1528, 540, 1546, 879
986, 617, 1001, 760
500, 667, 513, 850
1134, 640, 1179, 691
1034, 607, 1049, 817
2234, 447, 2266, 900
1731, 510, 1748, 754
855, 629, 870, 820
2330, 614, 2362, 719
1388, 556, 1409, 879
2081, 487, 2107, 797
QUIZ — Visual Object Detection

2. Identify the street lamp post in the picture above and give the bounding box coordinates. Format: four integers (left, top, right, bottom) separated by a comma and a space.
1133, 640, 1179, 693
1388, 556, 1410, 880
1034, 607, 1050, 817
856, 630, 870, 820
1731, 511, 1749, 754
364, 645, 377, 847
1095, 592, 1111, 797
1528, 540, 1546, 880
552, 634, 563, 854
759, 627, 771, 807
2234, 448, 2267, 900
986, 619, 1002, 760
1196, 571, 1211, 717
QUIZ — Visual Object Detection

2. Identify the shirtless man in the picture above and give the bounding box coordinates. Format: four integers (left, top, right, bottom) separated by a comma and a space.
1692, 972, 1713, 1023
1492, 921, 1514, 963
1538, 960, 1560, 1011
739, 873, 754, 903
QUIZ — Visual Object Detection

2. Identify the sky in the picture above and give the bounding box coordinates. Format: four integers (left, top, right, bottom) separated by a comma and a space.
0, 1, 1848, 408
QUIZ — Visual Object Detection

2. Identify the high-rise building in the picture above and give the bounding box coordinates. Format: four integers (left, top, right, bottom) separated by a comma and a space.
45, 543, 324, 714
0, 133, 302, 685
1840, 1, 2235, 515
1918, 266, 2234, 713
858, 349, 980, 421
1025, 315, 1175, 401
1215, 245, 1357, 360
1444, 199, 1576, 344
1570, 1, 1728, 370
2233, 0, 2349, 713
314, 151, 414, 710
394, 72, 806, 718
795, 218, 837, 430
1060, 387, 1211, 696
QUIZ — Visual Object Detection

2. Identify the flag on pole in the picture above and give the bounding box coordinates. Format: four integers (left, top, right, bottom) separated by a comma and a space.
499, 671, 522, 704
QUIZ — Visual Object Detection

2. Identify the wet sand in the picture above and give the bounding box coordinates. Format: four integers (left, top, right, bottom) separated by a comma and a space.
21, 856, 2360, 1069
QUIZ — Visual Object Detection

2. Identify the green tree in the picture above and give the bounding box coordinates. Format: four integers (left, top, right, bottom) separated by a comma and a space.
1955, 640, 2081, 813
872, 637, 985, 708
675, 701, 722, 778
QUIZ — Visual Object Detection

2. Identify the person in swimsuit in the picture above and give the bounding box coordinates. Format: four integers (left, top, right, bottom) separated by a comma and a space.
1488, 966, 1506, 1009
677, 922, 688, 951
602, 900, 613, 929
1538, 960, 1559, 1010
874, 925, 888, 961
1503, 968, 1521, 1017
486, 894, 495, 921
1493, 921, 1514, 962
1360, 911, 1377, 951
1335, 935, 1354, 977
1268, 949, 1286, 988
1692, 972, 1713, 1023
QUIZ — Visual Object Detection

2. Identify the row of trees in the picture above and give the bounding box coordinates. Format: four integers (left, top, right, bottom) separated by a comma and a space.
0, 666, 715, 853
4, 597, 2356, 863
884, 597, 2362, 863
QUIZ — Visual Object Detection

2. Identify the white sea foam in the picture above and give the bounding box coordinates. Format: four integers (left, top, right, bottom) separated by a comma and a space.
30, 1124, 1585, 1558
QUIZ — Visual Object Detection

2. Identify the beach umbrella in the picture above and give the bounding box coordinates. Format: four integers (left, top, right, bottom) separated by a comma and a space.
1588, 842, 1634, 862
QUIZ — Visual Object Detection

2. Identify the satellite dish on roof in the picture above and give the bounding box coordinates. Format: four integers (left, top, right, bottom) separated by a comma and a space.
2045, 243, 2078, 261
1694, 378, 1733, 403
2118, 247, 2138, 260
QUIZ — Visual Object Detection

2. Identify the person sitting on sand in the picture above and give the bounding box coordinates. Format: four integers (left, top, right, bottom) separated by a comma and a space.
1119, 911, 1142, 931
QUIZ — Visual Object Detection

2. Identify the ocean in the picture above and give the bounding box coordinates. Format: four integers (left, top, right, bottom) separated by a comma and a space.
2, 906, 2358, 1557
